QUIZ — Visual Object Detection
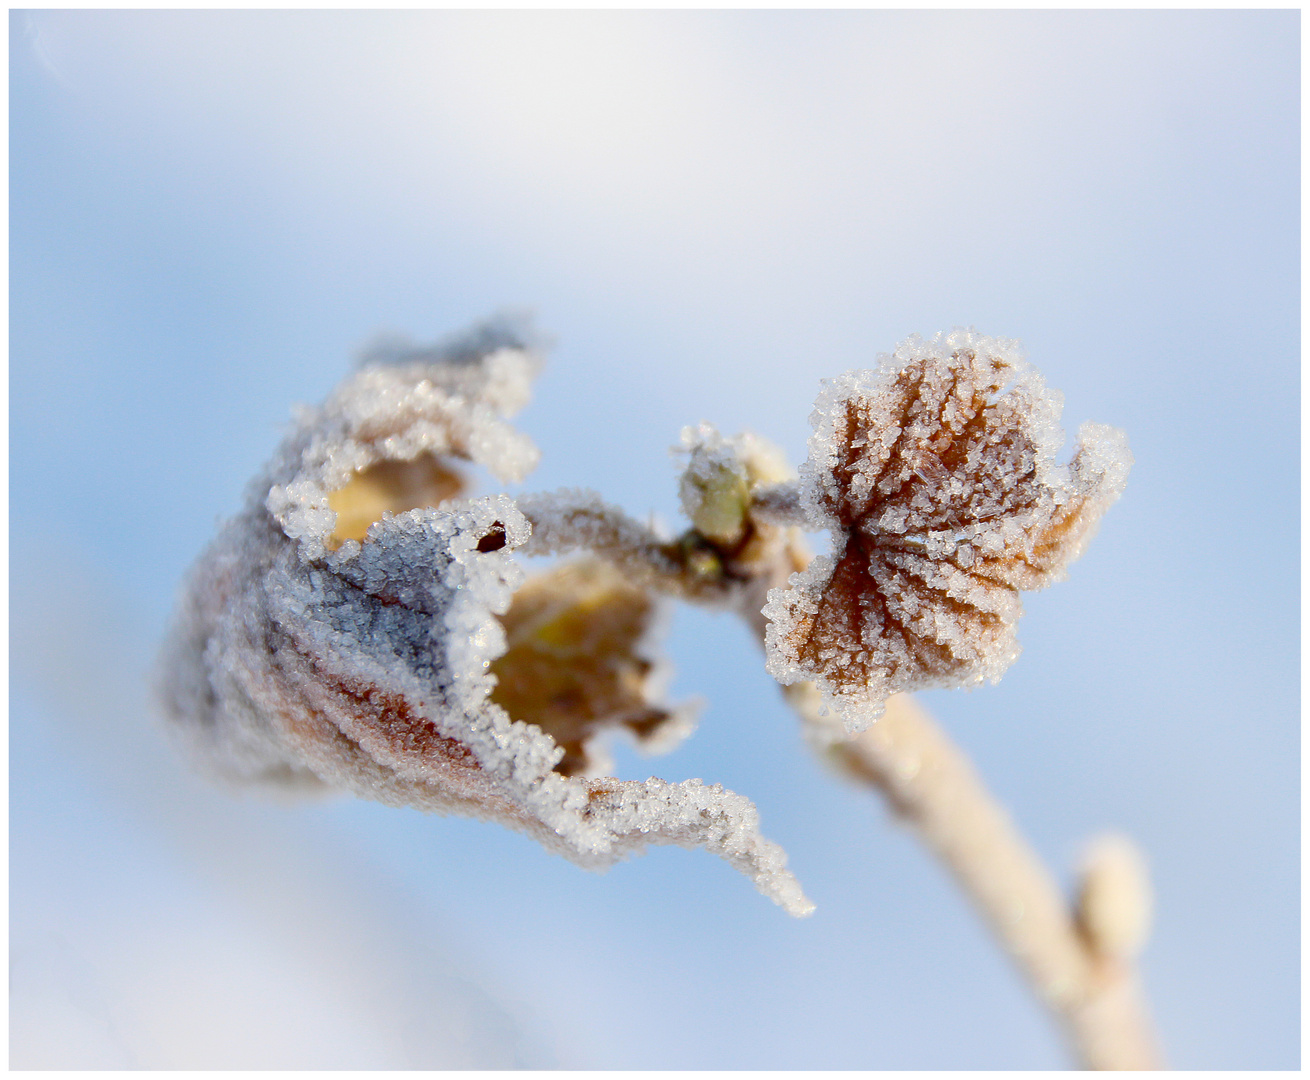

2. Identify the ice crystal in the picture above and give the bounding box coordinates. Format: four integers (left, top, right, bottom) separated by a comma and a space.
763, 330, 1131, 732
159, 324, 811, 916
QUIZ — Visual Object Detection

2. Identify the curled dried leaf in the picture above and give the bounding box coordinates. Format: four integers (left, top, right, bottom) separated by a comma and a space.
159, 325, 811, 916
764, 330, 1131, 731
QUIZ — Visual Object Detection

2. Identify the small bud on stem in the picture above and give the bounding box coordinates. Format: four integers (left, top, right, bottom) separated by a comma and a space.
1076, 834, 1154, 963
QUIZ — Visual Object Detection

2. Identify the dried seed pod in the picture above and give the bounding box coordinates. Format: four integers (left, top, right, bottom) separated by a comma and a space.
159, 326, 812, 916
764, 330, 1132, 731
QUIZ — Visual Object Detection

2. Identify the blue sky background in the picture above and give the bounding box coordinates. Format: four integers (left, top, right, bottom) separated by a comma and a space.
10, 10, 1298, 1069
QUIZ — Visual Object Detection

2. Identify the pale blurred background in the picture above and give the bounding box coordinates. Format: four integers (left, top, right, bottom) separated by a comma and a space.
10, 10, 1298, 1069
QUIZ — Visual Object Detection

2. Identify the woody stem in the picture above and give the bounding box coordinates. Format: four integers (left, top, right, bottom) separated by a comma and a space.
783, 683, 1162, 1070
516, 491, 747, 605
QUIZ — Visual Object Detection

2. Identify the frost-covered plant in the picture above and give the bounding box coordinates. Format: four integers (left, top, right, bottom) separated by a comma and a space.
159, 319, 1158, 1069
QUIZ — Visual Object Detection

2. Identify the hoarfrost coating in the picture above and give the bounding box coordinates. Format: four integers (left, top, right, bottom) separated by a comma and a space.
763, 330, 1132, 732
158, 330, 814, 917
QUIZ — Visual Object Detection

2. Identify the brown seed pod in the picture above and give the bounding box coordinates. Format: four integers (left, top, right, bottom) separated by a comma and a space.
763, 330, 1131, 731
158, 326, 812, 916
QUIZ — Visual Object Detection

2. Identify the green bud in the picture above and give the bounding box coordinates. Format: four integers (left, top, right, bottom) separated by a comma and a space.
685, 461, 750, 545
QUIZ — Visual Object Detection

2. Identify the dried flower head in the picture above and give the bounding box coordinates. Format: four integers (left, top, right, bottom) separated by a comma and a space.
763, 330, 1131, 731
159, 324, 812, 916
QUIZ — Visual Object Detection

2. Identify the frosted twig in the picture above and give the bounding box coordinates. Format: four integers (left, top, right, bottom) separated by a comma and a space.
751, 331, 1160, 1065
516, 489, 752, 607
748, 480, 808, 525
787, 684, 1162, 1070
516, 329, 1162, 1066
